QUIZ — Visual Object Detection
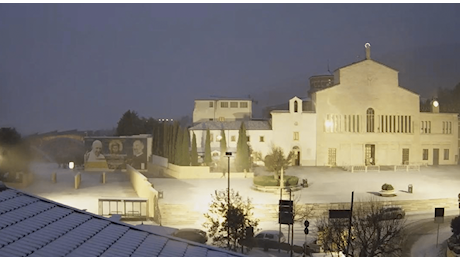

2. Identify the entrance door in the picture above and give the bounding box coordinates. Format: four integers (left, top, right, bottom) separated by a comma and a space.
433, 148, 439, 166
328, 148, 337, 166
402, 149, 409, 165
295, 151, 300, 166
365, 144, 375, 165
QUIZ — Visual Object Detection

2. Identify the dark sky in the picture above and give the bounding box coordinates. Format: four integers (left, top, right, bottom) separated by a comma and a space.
1, 4, 460, 135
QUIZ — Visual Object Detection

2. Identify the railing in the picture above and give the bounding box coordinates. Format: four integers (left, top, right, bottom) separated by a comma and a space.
342, 164, 421, 172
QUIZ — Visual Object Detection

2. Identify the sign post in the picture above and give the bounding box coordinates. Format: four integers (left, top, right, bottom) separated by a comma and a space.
434, 207, 445, 247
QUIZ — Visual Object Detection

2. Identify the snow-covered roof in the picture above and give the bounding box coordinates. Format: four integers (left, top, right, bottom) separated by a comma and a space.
0, 182, 243, 257
190, 120, 271, 131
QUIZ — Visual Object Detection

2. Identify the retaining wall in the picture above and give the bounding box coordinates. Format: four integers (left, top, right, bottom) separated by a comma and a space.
126, 165, 159, 219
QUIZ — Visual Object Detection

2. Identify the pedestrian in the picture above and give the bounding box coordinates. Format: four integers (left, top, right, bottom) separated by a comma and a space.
221, 168, 226, 178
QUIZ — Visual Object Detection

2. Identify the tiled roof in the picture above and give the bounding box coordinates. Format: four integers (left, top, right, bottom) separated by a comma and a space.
0, 182, 243, 257
189, 120, 271, 131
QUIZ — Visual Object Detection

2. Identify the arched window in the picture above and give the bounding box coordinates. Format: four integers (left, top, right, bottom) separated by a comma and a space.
367, 108, 375, 132
294, 101, 298, 113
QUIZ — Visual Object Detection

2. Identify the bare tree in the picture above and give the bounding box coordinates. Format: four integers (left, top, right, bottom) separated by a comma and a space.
316, 197, 406, 257
203, 189, 259, 252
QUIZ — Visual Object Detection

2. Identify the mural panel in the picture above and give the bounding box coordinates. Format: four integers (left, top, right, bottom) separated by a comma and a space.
84, 137, 148, 170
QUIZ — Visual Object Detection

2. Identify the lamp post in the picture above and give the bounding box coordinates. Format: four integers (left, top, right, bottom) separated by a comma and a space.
226, 151, 232, 249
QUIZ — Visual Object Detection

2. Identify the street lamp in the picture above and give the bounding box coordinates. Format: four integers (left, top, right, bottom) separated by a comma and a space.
225, 151, 232, 249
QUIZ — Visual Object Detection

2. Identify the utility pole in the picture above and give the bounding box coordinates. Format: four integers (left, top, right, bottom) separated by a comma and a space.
346, 191, 354, 257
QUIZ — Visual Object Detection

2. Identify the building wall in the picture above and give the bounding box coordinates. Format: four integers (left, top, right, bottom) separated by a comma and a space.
192, 99, 252, 123
271, 97, 317, 166
314, 59, 458, 166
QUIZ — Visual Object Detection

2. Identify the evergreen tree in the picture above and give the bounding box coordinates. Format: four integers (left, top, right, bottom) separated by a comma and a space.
219, 129, 227, 171
181, 128, 191, 166
116, 110, 144, 136
191, 132, 199, 166
204, 128, 212, 166
235, 122, 250, 172
162, 122, 170, 160
169, 121, 180, 164
174, 126, 184, 165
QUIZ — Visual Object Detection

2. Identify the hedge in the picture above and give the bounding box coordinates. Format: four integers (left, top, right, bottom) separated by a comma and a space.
253, 175, 299, 187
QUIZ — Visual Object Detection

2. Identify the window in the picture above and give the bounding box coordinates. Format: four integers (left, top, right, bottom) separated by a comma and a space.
221, 102, 228, 108
293, 132, 299, 141
259, 136, 265, 142
209, 101, 213, 108
247, 136, 250, 142
218, 117, 225, 122
444, 149, 449, 160
231, 135, 236, 142
294, 101, 298, 113
240, 102, 248, 108
423, 149, 428, 160
230, 102, 238, 108
367, 108, 374, 132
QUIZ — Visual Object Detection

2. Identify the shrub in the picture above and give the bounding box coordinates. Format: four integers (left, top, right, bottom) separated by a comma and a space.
381, 183, 394, 191
253, 175, 299, 186
451, 216, 460, 237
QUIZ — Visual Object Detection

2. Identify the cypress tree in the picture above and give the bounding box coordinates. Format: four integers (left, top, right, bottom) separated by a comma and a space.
182, 128, 191, 166
174, 126, 184, 165
219, 129, 227, 171
204, 128, 212, 166
191, 132, 199, 166
235, 122, 250, 172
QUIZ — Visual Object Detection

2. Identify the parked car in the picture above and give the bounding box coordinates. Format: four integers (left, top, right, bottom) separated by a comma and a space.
380, 206, 405, 220
171, 228, 208, 244
254, 230, 286, 243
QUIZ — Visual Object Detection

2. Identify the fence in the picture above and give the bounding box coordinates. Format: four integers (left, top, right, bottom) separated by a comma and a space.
342, 165, 421, 172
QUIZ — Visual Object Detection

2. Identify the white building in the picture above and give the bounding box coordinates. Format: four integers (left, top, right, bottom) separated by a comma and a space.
190, 44, 459, 167
192, 98, 252, 123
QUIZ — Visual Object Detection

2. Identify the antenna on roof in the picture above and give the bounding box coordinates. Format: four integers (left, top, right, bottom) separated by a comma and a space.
327, 59, 332, 75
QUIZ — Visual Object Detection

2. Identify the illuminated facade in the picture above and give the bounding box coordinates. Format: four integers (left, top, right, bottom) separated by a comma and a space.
313, 45, 458, 166
191, 45, 459, 167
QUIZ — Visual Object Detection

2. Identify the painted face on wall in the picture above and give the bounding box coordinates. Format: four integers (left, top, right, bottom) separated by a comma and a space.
133, 140, 144, 156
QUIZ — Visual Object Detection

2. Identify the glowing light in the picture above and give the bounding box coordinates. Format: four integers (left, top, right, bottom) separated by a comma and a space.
433, 101, 439, 107
217, 135, 222, 141
325, 120, 333, 128
69, 162, 74, 169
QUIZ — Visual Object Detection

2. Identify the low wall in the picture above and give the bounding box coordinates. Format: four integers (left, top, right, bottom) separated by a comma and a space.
148, 155, 254, 179
4, 172, 34, 189
126, 165, 159, 220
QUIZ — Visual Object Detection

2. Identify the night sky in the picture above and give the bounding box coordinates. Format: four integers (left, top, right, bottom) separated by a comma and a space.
1, 4, 460, 135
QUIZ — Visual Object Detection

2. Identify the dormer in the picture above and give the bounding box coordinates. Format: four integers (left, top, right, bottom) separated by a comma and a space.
289, 96, 302, 114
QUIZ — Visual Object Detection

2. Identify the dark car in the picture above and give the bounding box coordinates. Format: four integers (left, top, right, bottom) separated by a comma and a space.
171, 228, 208, 244
380, 206, 405, 220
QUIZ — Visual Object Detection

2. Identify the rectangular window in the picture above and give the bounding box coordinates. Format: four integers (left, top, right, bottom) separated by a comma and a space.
353, 115, 356, 132
209, 101, 214, 108
219, 117, 225, 122
444, 149, 449, 160
344, 115, 347, 132
393, 115, 396, 133
423, 149, 428, 160
389, 115, 392, 133
348, 115, 351, 132
220, 102, 228, 108
443, 121, 445, 134
293, 132, 299, 141
231, 135, 236, 142
356, 115, 360, 132
230, 102, 238, 108
240, 102, 248, 108
247, 136, 250, 142
408, 116, 411, 133
259, 136, 264, 142
428, 121, 431, 133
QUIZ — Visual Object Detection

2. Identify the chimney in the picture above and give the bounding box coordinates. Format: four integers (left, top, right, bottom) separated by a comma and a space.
365, 43, 371, 60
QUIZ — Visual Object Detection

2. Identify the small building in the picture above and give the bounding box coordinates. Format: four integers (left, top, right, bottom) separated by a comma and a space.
192, 98, 252, 123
